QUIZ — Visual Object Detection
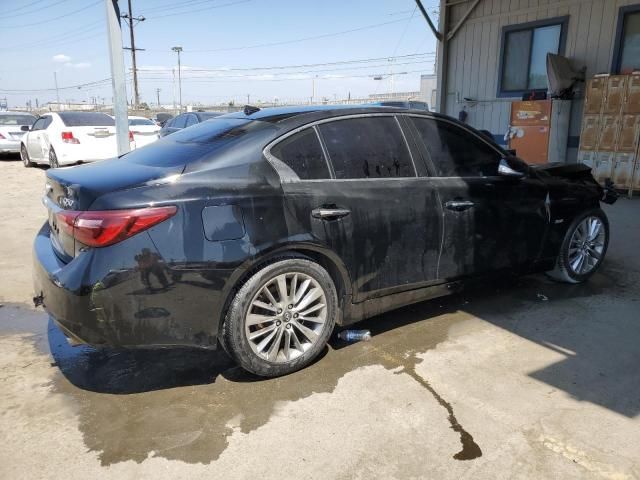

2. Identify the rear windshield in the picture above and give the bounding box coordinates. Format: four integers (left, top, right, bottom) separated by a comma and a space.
121, 118, 271, 167
129, 118, 155, 126
59, 112, 115, 127
0, 114, 36, 125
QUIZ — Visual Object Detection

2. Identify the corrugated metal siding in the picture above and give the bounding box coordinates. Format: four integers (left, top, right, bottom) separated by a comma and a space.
444, 0, 639, 159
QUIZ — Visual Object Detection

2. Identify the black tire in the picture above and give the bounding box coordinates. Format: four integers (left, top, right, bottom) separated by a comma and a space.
21, 144, 33, 168
223, 258, 338, 377
547, 208, 609, 284
49, 148, 59, 168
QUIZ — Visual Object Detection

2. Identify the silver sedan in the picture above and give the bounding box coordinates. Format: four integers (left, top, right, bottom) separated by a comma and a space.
0, 111, 37, 155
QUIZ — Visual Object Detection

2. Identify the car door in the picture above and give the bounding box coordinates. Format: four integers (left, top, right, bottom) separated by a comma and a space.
27, 117, 47, 161
37, 115, 54, 159
266, 114, 443, 303
406, 115, 549, 280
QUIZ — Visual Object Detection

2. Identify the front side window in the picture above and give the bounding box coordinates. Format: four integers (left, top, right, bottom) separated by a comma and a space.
31, 118, 46, 131
614, 7, 640, 74
270, 128, 330, 180
499, 18, 566, 95
410, 118, 501, 177
318, 116, 415, 179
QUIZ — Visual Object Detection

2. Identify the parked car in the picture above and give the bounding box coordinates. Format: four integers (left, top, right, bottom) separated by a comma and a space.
159, 111, 222, 137
20, 111, 132, 168
153, 112, 173, 127
0, 111, 37, 155
129, 116, 161, 148
33, 105, 617, 378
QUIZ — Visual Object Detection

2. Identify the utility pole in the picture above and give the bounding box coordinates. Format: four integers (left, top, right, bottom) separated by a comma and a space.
53, 71, 60, 104
172, 46, 183, 112
121, 0, 145, 109
172, 68, 176, 110
104, 0, 130, 155
247, 93, 250, 104
156, 88, 161, 107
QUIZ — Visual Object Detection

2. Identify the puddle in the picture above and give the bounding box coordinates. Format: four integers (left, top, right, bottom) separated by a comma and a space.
2, 260, 631, 466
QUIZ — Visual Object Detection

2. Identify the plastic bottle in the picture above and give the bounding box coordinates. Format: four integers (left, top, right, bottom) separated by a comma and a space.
337, 330, 372, 342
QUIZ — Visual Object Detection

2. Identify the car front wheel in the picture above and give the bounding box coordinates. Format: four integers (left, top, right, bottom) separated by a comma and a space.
223, 258, 338, 377
21, 144, 33, 168
547, 209, 609, 284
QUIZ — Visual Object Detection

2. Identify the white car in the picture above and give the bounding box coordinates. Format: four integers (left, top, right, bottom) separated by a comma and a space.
0, 111, 37, 155
19, 111, 133, 168
128, 116, 160, 148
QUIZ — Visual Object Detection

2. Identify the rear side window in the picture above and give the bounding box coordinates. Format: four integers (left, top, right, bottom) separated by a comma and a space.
173, 115, 187, 129
270, 128, 330, 180
58, 112, 115, 127
410, 117, 501, 177
318, 116, 415, 179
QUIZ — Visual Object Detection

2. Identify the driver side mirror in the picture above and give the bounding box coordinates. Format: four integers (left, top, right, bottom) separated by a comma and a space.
20, 125, 30, 132
498, 158, 525, 177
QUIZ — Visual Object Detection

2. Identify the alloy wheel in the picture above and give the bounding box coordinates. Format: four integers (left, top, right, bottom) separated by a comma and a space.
244, 272, 328, 363
568, 216, 606, 275
21, 146, 30, 167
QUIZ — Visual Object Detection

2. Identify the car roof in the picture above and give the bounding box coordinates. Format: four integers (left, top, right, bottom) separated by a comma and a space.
221, 104, 450, 130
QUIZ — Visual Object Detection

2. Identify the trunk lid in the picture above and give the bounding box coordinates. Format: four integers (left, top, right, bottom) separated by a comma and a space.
44, 155, 185, 260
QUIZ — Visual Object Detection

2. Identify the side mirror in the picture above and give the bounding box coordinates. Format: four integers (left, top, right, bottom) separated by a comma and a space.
498, 158, 525, 177
20, 125, 30, 132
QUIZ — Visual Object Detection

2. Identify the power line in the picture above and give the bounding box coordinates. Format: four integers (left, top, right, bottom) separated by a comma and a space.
2, 0, 50, 15
144, 0, 252, 20
0, 77, 119, 93
1, 0, 101, 28
170, 16, 420, 53
0, 22, 103, 51
137, 60, 434, 81
141, 0, 224, 14
1, 0, 71, 19
138, 52, 435, 74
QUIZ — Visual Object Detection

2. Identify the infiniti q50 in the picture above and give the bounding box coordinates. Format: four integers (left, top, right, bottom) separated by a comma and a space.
33, 105, 616, 377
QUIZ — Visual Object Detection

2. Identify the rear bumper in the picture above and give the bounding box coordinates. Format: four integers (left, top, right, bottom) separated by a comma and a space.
0, 139, 20, 153
33, 222, 227, 349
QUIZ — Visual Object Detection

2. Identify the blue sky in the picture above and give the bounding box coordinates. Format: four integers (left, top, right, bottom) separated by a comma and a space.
0, 0, 439, 107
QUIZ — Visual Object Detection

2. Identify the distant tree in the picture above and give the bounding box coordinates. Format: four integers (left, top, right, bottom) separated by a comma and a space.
138, 102, 150, 110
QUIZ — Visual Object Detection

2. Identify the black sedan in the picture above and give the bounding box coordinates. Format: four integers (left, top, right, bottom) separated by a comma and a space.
33, 105, 616, 377
159, 111, 221, 137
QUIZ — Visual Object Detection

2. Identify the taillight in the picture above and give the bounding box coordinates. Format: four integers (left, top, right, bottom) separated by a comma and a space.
55, 206, 176, 247
61, 131, 79, 144
129, 131, 134, 142
0, 133, 5, 139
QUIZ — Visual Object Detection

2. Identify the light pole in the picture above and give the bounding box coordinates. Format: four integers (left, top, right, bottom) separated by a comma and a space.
172, 46, 183, 112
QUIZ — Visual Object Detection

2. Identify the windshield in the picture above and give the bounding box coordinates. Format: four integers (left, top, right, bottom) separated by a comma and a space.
59, 112, 115, 127
0, 114, 36, 126
129, 118, 155, 126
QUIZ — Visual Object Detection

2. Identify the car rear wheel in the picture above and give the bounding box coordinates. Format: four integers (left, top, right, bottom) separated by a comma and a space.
49, 149, 59, 168
21, 145, 32, 168
223, 258, 337, 377
547, 209, 609, 284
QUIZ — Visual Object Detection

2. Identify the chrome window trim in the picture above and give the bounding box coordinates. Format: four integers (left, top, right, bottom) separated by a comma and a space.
263, 113, 420, 183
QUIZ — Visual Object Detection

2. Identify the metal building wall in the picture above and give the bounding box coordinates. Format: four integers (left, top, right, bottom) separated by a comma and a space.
442, 0, 639, 162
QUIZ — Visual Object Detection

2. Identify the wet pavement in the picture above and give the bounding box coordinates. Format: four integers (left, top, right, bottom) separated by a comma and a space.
0, 160, 639, 479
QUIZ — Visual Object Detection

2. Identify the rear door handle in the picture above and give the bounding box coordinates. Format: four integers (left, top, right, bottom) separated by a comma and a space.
311, 208, 351, 220
445, 200, 475, 211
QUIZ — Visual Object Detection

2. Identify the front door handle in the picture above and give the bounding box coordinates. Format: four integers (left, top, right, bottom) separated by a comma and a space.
445, 200, 475, 211
311, 208, 351, 220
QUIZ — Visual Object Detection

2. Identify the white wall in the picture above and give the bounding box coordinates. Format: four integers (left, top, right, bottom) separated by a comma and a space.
442, 0, 639, 160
